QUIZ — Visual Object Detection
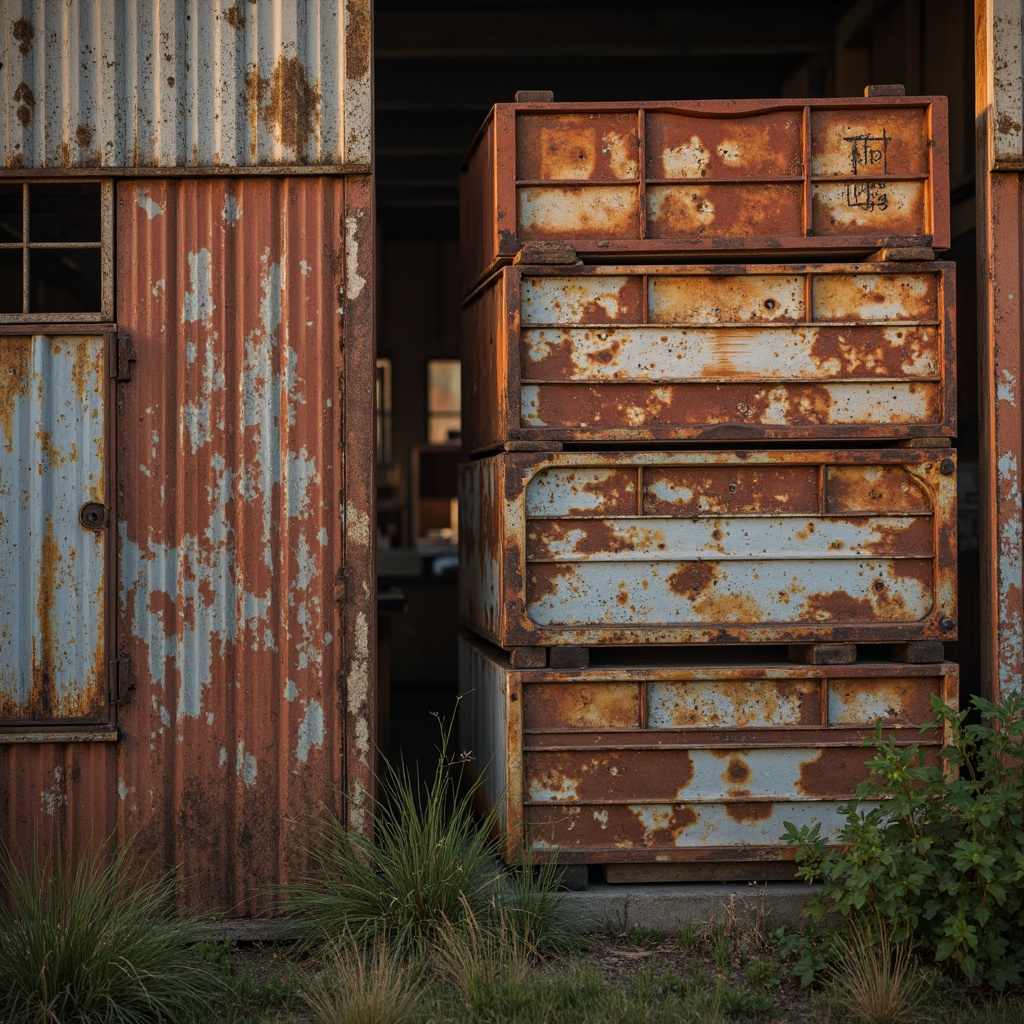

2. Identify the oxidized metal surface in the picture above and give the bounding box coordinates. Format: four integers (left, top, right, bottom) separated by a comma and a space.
461, 262, 955, 452
113, 177, 373, 913
978, 2, 1024, 701
460, 98, 950, 294
1, 0, 371, 169
458, 634, 957, 864
459, 449, 957, 648
0, 331, 109, 724
0, 740, 118, 865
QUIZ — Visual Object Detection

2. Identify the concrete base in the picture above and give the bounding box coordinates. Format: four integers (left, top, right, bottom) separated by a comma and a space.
554, 880, 819, 934
201, 881, 820, 943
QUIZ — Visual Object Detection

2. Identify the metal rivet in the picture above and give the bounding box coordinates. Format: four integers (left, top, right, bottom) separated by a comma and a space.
940, 458, 955, 475
940, 617, 955, 631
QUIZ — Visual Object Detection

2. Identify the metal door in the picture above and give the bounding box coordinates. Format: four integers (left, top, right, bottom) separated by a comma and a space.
0, 329, 114, 726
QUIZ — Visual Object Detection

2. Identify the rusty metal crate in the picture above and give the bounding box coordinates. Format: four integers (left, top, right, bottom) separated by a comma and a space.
461, 262, 955, 452
459, 448, 957, 649
459, 634, 957, 866
460, 97, 950, 295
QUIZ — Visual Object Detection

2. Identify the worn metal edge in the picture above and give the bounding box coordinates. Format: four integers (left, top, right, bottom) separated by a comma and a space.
0, 165, 372, 178
0, 730, 118, 743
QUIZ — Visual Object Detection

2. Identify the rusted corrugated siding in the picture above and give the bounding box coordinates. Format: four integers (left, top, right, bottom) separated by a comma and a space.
979, 0, 1024, 701
0, 330, 110, 724
460, 449, 957, 649
461, 262, 956, 452
460, 97, 950, 294
0, 740, 118, 863
459, 634, 957, 865
113, 177, 372, 912
1, 0, 371, 169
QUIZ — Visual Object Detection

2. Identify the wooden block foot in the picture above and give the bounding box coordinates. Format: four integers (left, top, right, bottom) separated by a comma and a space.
787, 643, 857, 666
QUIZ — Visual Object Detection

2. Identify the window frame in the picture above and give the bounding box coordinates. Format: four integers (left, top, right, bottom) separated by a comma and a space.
0, 179, 114, 324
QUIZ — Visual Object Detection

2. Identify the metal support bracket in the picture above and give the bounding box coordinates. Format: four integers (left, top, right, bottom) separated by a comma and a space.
109, 331, 137, 382
108, 655, 136, 706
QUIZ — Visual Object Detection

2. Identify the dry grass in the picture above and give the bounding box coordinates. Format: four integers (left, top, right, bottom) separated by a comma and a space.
299, 940, 423, 1024
828, 919, 931, 1024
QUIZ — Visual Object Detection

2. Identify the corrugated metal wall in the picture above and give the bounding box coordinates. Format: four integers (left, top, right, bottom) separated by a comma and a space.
0, 0, 371, 169
979, 0, 1024, 701
114, 177, 358, 909
0, 2, 375, 915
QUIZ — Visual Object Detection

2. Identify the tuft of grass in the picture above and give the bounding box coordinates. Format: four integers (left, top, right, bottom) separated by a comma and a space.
300, 939, 423, 1024
431, 897, 536, 999
828, 919, 931, 1024
284, 708, 570, 961
0, 835, 224, 1024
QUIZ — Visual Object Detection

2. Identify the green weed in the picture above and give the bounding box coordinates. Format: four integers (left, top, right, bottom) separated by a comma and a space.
0, 835, 223, 1024
784, 693, 1024, 990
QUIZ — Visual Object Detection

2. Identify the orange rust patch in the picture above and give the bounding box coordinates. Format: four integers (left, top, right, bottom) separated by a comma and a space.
725, 800, 774, 823
672, 806, 699, 832
345, 0, 371, 80
801, 588, 875, 623
724, 757, 752, 786
0, 339, 31, 451
667, 561, 718, 598
31, 517, 59, 718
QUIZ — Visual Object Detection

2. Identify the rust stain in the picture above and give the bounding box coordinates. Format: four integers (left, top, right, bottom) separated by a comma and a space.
0, 340, 31, 452
667, 561, 717, 598
30, 517, 60, 719
801, 588, 876, 622
8, 153, 24, 168
11, 17, 34, 55
345, 0, 371, 80
797, 748, 868, 798
14, 82, 35, 126
263, 57, 321, 155
724, 800, 774, 823
223, 4, 245, 29
724, 756, 752, 787
75, 124, 94, 149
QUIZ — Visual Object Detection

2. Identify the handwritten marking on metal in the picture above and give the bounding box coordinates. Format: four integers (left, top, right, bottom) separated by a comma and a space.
846, 182, 889, 212
844, 130, 890, 176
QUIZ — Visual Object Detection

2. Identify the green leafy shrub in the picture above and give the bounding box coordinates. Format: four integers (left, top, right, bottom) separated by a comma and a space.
0, 836, 224, 1024
783, 693, 1024, 990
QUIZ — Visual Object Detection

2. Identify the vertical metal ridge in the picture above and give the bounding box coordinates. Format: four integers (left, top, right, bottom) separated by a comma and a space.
115, 177, 349, 911
2, 0, 367, 169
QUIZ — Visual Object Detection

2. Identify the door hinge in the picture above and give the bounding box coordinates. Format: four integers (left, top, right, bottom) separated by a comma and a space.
109, 331, 137, 382
108, 655, 136, 706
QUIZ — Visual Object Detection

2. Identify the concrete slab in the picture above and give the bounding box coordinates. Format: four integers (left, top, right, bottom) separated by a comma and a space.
204, 880, 822, 943
554, 880, 820, 934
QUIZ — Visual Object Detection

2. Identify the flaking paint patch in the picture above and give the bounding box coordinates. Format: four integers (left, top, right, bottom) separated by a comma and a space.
344, 214, 367, 301
136, 188, 166, 219
285, 679, 298, 701
236, 739, 258, 787
297, 699, 325, 762
40, 767, 66, 817
152, 279, 165, 297
182, 249, 215, 324
997, 368, 1018, 407
997, 450, 1023, 694
222, 194, 242, 226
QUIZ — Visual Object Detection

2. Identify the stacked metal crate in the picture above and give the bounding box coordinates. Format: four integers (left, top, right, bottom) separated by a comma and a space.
458, 91, 958, 881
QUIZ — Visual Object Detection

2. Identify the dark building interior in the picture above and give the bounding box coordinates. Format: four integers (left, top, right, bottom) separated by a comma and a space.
372, 0, 978, 767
